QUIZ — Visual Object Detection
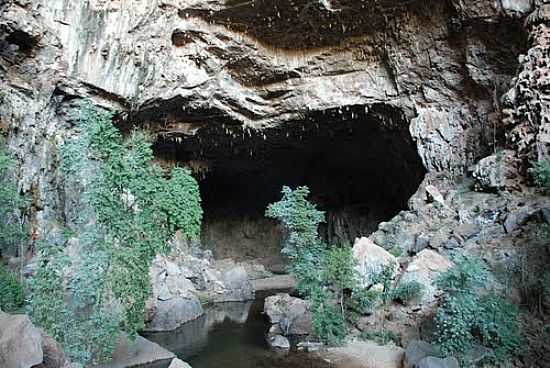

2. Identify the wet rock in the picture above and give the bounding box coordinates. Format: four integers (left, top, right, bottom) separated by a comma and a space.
97, 334, 175, 368
0, 311, 43, 368
211, 261, 254, 302
268, 335, 290, 351
264, 293, 313, 336
352, 237, 398, 287
398, 250, 453, 305
145, 296, 203, 332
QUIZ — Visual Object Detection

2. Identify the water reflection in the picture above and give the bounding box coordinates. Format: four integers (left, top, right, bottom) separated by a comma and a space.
143, 299, 331, 368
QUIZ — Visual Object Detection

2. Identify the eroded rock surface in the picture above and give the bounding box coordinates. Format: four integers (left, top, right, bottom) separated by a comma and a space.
264, 293, 313, 336
0, 311, 43, 368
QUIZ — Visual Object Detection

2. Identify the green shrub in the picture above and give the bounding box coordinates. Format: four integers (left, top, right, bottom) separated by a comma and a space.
0, 264, 23, 312
391, 280, 424, 303
311, 289, 346, 345
29, 106, 203, 365
433, 256, 521, 363
267, 187, 347, 344
324, 246, 357, 318
348, 288, 379, 315
477, 293, 521, 362
0, 139, 28, 256
531, 159, 550, 189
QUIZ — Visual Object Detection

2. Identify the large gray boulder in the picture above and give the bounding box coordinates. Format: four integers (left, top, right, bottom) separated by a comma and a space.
145, 296, 203, 332
0, 311, 43, 368
97, 334, 175, 368
264, 293, 312, 336
405, 340, 458, 368
404, 340, 443, 367
209, 260, 254, 302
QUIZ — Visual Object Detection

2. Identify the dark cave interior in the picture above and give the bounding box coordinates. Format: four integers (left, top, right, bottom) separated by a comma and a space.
153, 105, 426, 270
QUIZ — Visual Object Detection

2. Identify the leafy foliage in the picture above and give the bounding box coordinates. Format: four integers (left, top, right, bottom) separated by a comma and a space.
0, 139, 28, 256
28, 106, 203, 364
310, 288, 347, 345
0, 263, 24, 312
27, 241, 70, 342
531, 159, 550, 190
266, 186, 422, 345
391, 280, 424, 303
324, 246, 356, 318
477, 294, 521, 362
266, 186, 347, 344
433, 256, 521, 363
266, 186, 324, 257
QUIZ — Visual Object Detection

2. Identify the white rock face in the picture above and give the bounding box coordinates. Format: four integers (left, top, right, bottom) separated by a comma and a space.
352, 237, 398, 287
398, 249, 453, 305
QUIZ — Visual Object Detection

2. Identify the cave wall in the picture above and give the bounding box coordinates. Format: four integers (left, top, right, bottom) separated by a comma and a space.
0, 0, 542, 246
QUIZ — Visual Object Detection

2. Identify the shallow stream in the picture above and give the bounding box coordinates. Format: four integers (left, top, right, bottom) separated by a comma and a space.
143, 298, 332, 368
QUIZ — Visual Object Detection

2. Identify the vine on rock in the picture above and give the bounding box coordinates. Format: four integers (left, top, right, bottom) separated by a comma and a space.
28, 106, 202, 364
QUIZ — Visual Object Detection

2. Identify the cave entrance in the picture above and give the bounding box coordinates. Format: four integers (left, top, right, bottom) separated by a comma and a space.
154, 104, 426, 271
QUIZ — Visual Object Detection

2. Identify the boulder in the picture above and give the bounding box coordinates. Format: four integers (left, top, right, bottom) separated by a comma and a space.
324, 341, 404, 368
503, 206, 538, 233
415, 356, 460, 368
353, 237, 398, 287
145, 296, 203, 332
211, 262, 254, 302
473, 150, 522, 191
0, 311, 43, 368
40, 332, 67, 368
398, 250, 453, 305
404, 340, 443, 368
168, 358, 193, 368
264, 293, 313, 336
97, 335, 175, 368
267, 335, 290, 351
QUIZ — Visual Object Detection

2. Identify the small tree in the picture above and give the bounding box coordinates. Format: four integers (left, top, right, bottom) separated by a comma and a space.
266, 186, 324, 257
324, 246, 356, 319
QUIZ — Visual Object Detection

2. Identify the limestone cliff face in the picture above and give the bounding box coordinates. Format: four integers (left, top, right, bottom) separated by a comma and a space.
0, 0, 545, 238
